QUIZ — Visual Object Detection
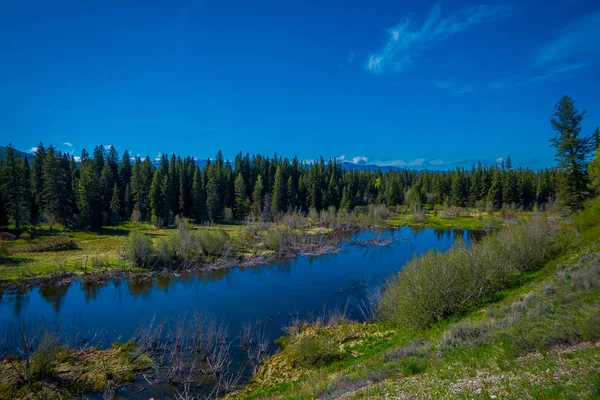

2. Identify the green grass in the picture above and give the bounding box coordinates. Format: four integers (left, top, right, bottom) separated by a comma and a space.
387, 207, 518, 230
0, 220, 337, 284
230, 216, 600, 400
0, 341, 152, 399
0, 222, 250, 284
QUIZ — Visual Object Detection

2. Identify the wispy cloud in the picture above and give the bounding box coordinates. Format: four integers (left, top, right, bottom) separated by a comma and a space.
437, 63, 589, 94
337, 154, 346, 162
352, 156, 369, 164
155, 152, 162, 162
63, 142, 73, 147
434, 79, 476, 94
28, 147, 37, 153
365, 3, 511, 74
535, 12, 600, 66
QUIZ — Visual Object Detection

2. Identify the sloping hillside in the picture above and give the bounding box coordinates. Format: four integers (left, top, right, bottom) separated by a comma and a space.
232, 201, 600, 399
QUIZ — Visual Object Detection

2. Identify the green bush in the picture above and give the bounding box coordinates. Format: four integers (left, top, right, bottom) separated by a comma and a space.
197, 229, 230, 257
283, 334, 342, 367
377, 215, 566, 328
574, 196, 600, 230
124, 231, 154, 268
0, 240, 7, 258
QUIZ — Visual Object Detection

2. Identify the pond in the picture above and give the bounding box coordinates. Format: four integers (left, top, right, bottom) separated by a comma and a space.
0, 226, 480, 397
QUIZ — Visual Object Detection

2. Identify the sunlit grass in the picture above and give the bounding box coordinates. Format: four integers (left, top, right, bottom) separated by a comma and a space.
231, 214, 600, 400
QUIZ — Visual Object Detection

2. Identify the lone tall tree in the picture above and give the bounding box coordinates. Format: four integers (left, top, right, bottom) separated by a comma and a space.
550, 96, 591, 210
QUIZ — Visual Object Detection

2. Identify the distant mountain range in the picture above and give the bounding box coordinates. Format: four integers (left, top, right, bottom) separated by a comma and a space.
0, 146, 32, 161
1, 146, 521, 171
340, 161, 404, 172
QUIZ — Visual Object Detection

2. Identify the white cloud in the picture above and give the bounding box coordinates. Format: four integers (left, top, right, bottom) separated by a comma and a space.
73, 156, 81, 162
437, 63, 589, 94
63, 142, 73, 147
337, 154, 346, 162
535, 12, 600, 66
376, 158, 432, 167
352, 156, 369, 164
103, 144, 113, 150
365, 3, 511, 74
28, 147, 37, 153
155, 152, 162, 162
495, 157, 504, 164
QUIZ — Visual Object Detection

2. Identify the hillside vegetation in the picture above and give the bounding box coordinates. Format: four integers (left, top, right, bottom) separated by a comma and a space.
231, 197, 600, 399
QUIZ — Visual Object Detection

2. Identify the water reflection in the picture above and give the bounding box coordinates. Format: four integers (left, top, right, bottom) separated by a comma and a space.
0, 227, 484, 348
39, 284, 70, 313
1, 287, 31, 316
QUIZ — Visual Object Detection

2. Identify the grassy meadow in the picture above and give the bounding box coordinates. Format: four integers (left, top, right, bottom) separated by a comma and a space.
0, 207, 537, 285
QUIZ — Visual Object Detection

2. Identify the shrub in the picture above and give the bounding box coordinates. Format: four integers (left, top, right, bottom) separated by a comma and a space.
0, 232, 17, 241
24, 236, 80, 252
439, 322, 492, 353
197, 229, 230, 258
398, 357, 428, 376
542, 283, 556, 295
557, 253, 600, 290
377, 215, 564, 328
383, 338, 428, 361
33, 331, 61, 378
263, 228, 291, 252
0, 240, 8, 258
283, 334, 341, 367
124, 231, 154, 268
19, 232, 32, 241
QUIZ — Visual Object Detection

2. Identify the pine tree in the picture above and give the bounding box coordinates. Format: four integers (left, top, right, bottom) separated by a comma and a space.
550, 95, 592, 210
487, 169, 503, 210
123, 183, 133, 219
252, 174, 264, 217
150, 167, 169, 226
234, 173, 250, 219
502, 156, 518, 207
192, 166, 205, 222
22, 156, 32, 223
287, 176, 298, 211
588, 148, 600, 190
592, 126, 600, 151
168, 154, 180, 216
205, 167, 220, 221
77, 155, 103, 229
92, 145, 105, 176
100, 161, 114, 214
271, 165, 287, 216
450, 168, 466, 207
31, 142, 45, 223
42, 146, 70, 225
109, 183, 121, 224
0, 144, 29, 228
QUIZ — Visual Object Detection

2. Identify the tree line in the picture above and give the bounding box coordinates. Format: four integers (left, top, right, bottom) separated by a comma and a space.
0, 95, 597, 230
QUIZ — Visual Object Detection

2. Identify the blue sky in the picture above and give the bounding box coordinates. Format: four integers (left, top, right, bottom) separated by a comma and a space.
1, 0, 599, 169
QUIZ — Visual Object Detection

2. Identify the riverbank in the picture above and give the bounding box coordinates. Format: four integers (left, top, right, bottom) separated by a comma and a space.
0, 207, 514, 288
230, 208, 600, 399
0, 220, 342, 288
0, 341, 152, 399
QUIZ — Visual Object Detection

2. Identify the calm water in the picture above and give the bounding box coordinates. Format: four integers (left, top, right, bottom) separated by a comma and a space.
0, 227, 478, 396
0, 227, 477, 343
